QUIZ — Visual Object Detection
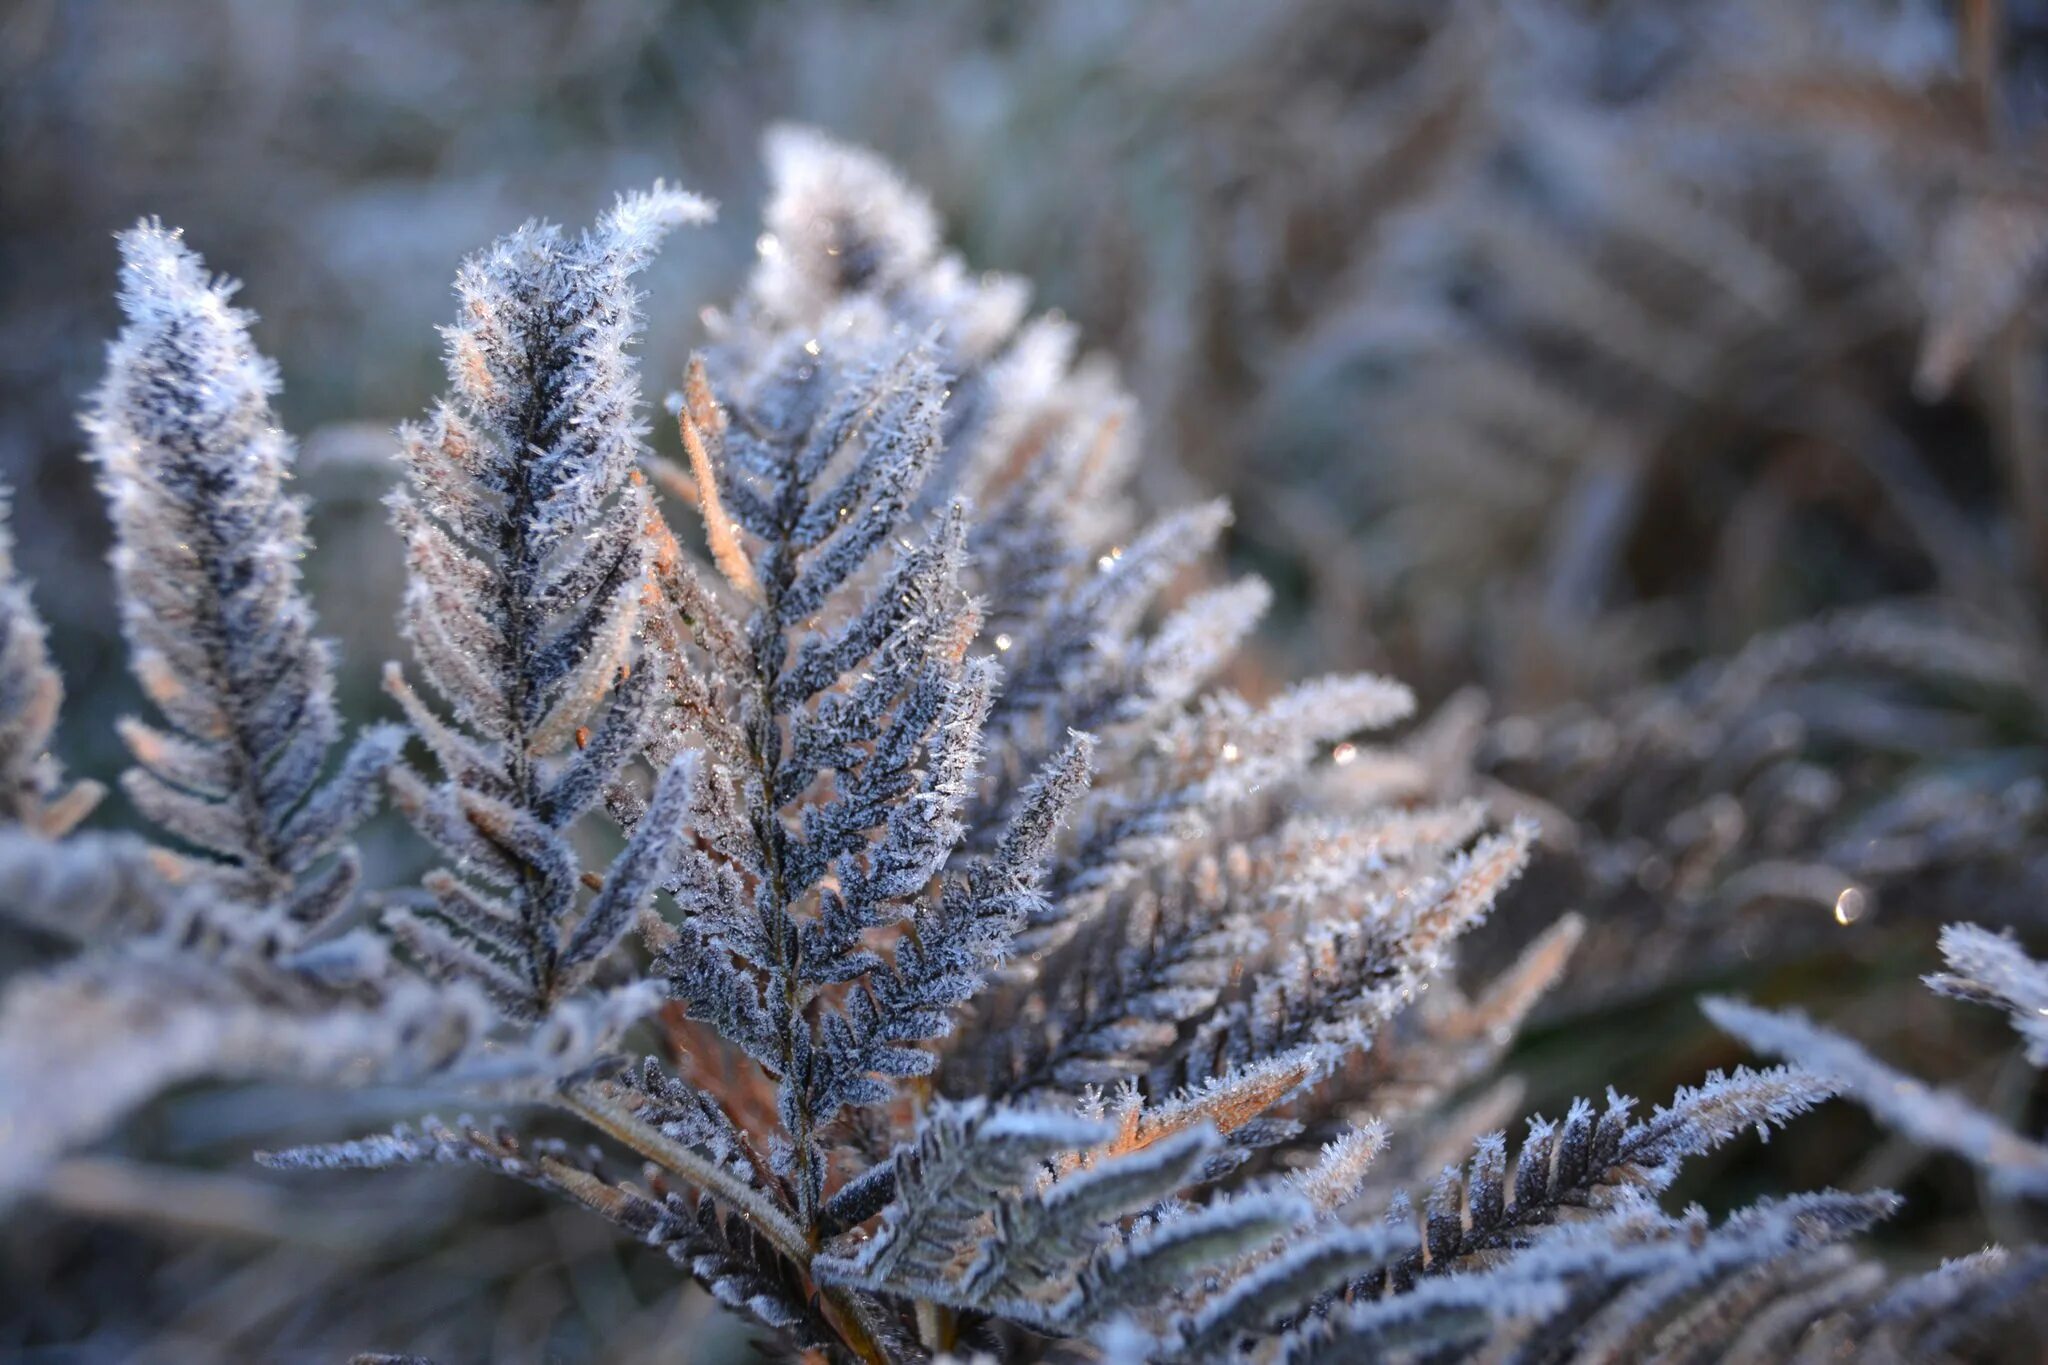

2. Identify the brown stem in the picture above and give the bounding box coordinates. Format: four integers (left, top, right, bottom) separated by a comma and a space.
556, 1085, 809, 1266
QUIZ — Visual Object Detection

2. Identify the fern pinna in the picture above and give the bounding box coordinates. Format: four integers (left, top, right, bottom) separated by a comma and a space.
0, 127, 2040, 1362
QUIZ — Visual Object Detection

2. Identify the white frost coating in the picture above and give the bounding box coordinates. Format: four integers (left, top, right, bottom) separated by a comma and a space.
385, 183, 709, 1019
86, 222, 397, 916
1707, 994, 2048, 1196
1926, 922, 2048, 1065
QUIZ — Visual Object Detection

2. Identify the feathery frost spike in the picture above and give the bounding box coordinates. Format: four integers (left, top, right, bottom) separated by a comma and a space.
84, 222, 388, 907
386, 185, 709, 1017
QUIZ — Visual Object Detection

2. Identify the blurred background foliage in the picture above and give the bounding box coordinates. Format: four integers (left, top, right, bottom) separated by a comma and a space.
4, 0, 2048, 1359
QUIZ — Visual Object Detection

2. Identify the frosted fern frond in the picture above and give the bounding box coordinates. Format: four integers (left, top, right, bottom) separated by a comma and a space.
810, 1100, 1118, 1317
83, 223, 399, 920
262, 1108, 839, 1349
1357, 1066, 1837, 1293
1271, 1190, 1902, 1365
0, 224, 581, 1199
954, 801, 1502, 1104
1560, 1191, 1902, 1363
643, 233, 1081, 1228
0, 496, 99, 837
0, 826, 662, 1204
0, 964, 482, 1202
0, 809, 671, 1223
1707, 994, 2048, 1197
1324, 911, 1591, 1145
809, 1097, 1338, 1338
1831, 1247, 2048, 1362
505, 130, 1543, 1355
1925, 923, 2048, 1066
0, 827, 190, 943
0, 838, 493, 1200
747, 124, 943, 329
1172, 822, 1534, 1089
62, 130, 2028, 1364
385, 185, 711, 1019
256, 1111, 554, 1175
1478, 598, 2048, 1009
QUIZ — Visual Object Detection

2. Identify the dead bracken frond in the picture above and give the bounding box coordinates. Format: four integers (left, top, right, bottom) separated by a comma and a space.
1, 122, 2042, 1365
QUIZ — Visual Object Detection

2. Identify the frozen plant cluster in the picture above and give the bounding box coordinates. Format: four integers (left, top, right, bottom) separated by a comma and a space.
0, 130, 2042, 1362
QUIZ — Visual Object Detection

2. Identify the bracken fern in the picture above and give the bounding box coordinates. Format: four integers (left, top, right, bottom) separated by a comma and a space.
0, 128, 2041, 1362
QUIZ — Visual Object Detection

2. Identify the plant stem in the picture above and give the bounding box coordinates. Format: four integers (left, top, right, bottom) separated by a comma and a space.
556, 1084, 811, 1267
